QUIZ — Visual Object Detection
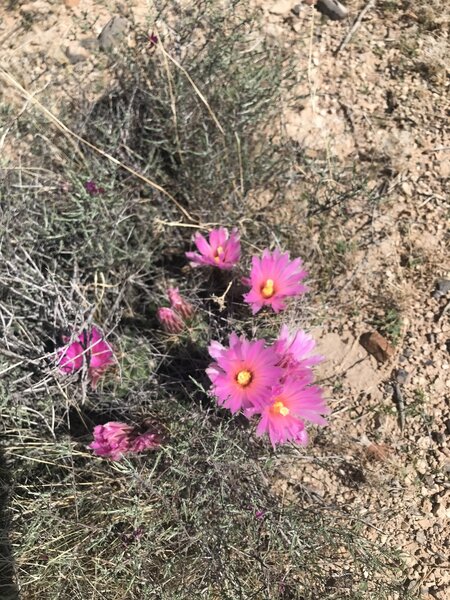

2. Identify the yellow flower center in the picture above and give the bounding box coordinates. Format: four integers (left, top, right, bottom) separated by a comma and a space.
261, 278, 275, 299
214, 245, 224, 263
236, 369, 252, 387
271, 399, 290, 417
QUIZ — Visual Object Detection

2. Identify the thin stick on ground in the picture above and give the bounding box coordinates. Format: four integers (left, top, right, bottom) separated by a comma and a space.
393, 380, 406, 432
334, 0, 376, 56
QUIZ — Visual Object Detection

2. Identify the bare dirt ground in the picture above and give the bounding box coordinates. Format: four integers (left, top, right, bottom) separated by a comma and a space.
1, 0, 449, 598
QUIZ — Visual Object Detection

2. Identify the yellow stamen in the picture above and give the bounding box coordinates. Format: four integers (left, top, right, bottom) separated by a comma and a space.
271, 400, 290, 417
261, 278, 275, 299
236, 369, 252, 387
214, 245, 224, 263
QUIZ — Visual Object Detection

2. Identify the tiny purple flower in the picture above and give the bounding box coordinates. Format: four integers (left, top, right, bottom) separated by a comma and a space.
84, 181, 105, 196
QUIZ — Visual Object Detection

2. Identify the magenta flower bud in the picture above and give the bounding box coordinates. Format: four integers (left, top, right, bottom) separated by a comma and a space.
57, 325, 115, 387
148, 32, 158, 46
167, 287, 194, 320
157, 307, 184, 334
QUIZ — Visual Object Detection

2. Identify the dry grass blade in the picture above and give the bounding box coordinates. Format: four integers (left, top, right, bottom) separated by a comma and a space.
158, 41, 226, 137
0, 68, 196, 223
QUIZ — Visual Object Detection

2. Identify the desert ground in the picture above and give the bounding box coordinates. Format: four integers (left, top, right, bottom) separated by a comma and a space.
0, 1, 449, 599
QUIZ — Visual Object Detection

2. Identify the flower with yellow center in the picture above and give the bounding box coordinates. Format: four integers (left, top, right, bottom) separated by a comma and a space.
236, 369, 253, 387
214, 245, 224, 263
261, 278, 275, 299
270, 399, 290, 417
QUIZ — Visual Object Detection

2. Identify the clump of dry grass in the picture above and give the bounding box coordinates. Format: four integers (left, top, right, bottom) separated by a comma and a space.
4, 389, 410, 600
0, 1, 418, 598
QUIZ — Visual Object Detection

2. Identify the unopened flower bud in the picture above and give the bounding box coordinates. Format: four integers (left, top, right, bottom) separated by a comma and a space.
157, 307, 184, 333
167, 287, 194, 320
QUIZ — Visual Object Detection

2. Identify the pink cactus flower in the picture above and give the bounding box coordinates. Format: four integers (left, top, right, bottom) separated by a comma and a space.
57, 326, 114, 385
167, 287, 194, 320
255, 378, 329, 448
157, 307, 184, 333
243, 249, 308, 314
88, 422, 133, 460
186, 227, 241, 270
274, 325, 324, 380
206, 333, 283, 413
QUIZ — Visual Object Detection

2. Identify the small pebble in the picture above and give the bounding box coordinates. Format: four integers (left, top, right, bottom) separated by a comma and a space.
98, 15, 129, 51
396, 368, 409, 384
65, 43, 90, 64
433, 279, 450, 298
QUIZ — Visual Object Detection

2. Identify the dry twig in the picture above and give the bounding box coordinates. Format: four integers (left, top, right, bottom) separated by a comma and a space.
334, 0, 376, 55
393, 381, 406, 432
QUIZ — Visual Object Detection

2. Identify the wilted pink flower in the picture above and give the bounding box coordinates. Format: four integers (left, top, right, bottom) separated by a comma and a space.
87, 327, 115, 386
157, 307, 184, 333
168, 287, 194, 320
88, 327, 114, 366
186, 227, 241, 270
57, 325, 115, 386
58, 340, 84, 373
88, 422, 133, 460
274, 325, 324, 380
206, 333, 282, 413
243, 249, 308, 314
89, 422, 161, 460
255, 378, 329, 448
129, 430, 161, 453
